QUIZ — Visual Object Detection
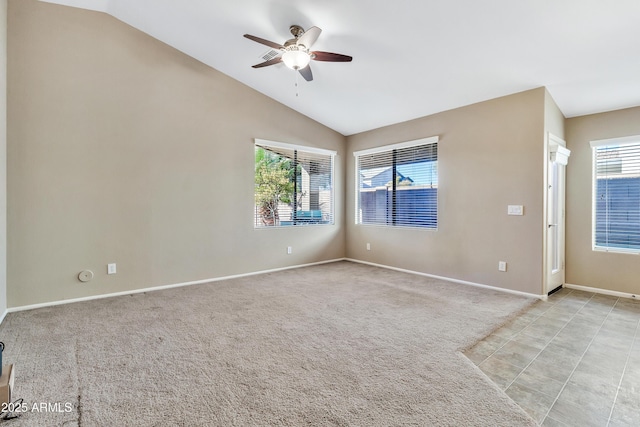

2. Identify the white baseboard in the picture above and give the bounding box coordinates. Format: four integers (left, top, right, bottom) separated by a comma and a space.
345, 258, 545, 300
0, 309, 7, 326
564, 283, 639, 300
7, 258, 347, 314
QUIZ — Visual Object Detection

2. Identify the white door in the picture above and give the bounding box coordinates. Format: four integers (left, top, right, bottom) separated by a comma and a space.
546, 134, 570, 294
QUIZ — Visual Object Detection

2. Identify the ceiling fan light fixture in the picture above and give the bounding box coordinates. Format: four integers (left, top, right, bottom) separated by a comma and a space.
282, 49, 311, 70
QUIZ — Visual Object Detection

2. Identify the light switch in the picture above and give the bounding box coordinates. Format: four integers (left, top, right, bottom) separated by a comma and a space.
508, 205, 524, 216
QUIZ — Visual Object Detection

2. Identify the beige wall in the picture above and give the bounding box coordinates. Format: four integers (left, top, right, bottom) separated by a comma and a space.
565, 106, 640, 294
544, 90, 565, 140
0, 0, 6, 315
346, 88, 547, 295
7, 0, 345, 307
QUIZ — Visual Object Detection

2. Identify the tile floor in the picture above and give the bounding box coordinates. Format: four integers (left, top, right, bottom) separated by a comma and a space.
464, 287, 640, 426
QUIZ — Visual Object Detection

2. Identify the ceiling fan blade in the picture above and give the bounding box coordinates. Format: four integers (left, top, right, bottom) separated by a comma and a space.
251, 57, 283, 68
243, 34, 284, 50
299, 65, 313, 82
297, 26, 321, 49
312, 51, 353, 62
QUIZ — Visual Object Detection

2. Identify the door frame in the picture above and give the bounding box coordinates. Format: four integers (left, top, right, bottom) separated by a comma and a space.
543, 133, 570, 295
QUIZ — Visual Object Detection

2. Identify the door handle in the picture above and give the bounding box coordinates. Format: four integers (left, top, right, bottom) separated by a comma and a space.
548, 224, 557, 228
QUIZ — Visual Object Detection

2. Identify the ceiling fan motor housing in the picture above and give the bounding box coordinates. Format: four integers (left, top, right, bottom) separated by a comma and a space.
289, 25, 305, 38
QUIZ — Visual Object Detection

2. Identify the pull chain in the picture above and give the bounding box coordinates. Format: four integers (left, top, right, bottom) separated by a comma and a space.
295, 70, 299, 97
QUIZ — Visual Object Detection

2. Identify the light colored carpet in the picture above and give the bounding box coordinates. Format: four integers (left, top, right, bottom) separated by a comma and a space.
0, 261, 538, 426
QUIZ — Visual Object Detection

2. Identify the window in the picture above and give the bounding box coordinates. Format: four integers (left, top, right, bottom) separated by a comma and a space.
254, 139, 335, 227
354, 136, 439, 228
591, 135, 640, 253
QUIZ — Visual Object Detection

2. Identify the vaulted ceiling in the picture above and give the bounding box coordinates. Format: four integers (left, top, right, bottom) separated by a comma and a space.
41, 0, 640, 136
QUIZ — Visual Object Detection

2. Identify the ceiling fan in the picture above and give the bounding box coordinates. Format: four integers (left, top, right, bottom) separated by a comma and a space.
243, 25, 352, 82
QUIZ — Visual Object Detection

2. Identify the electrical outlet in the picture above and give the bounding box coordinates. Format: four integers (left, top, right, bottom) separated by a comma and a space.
366, 243, 371, 251
107, 263, 117, 274
498, 261, 507, 272
287, 246, 292, 255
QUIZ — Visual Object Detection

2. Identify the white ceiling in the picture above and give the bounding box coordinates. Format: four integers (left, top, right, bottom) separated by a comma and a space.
41, 0, 640, 136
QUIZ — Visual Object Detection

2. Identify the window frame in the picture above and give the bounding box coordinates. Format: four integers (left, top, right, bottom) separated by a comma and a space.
353, 136, 439, 230
590, 135, 640, 255
254, 139, 336, 229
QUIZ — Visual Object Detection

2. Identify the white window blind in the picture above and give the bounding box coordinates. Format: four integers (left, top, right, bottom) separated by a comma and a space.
254, 140, 335, 228
354, 137, 438, 228
592, 136, 640, 253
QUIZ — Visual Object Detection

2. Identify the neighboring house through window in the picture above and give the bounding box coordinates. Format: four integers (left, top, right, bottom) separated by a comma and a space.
254, 139, 335, 227
591, 135, 640, 253
354, 136, 439, 228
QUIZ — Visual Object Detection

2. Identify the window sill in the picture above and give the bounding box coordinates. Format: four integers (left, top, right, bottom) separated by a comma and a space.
355, 223, 438, 232
593, 246, 640, 256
